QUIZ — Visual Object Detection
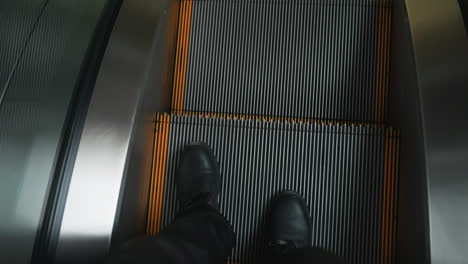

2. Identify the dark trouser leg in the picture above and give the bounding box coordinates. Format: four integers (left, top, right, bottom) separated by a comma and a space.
265, 247, 344, 264
107, 205, 235, 264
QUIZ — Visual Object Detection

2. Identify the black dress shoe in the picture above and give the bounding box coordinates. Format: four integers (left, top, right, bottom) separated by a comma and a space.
267, 191, 312, 249
176, 142, 221, 211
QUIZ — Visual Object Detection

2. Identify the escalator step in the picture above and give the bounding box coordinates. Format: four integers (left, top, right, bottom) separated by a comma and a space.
172, 0, 392, 122
148, 113, 399, 264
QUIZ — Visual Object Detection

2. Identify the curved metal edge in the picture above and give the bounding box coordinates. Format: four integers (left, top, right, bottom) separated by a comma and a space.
54, 0, 175, 263
388, 1, 432, 262
404, 0, 468, 263
31, 0, 124, 262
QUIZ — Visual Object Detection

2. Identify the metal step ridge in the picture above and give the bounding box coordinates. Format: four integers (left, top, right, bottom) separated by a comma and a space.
148, 113, 399, 264
171, 0, 392, 122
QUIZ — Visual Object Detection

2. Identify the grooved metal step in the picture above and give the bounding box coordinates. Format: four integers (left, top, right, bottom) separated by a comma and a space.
148, 114, 399, 264
172, 0, 392, 122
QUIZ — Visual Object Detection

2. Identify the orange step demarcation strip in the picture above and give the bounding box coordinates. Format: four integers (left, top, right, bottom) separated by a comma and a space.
172, 0, 193, 114
147, 113, 171, 235
374, 3, 391, 123
381, 128, 399, 263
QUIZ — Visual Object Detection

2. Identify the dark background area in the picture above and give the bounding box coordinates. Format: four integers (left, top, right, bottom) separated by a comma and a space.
460, 0, 468, 33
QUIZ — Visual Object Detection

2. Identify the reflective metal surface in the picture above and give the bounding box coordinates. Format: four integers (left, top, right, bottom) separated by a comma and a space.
0, 1, 108, 263
54, 0, 174, 262
387, 1, 430, 262
404, 0, 468, 263
110, 0, 179, 249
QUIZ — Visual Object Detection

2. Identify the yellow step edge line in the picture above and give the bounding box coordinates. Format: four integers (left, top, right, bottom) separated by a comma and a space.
171, 0, 193, 113
175, 111, 383, 128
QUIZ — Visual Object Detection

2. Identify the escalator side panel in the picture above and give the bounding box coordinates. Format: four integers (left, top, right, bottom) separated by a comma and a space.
0, 1, 110, 263
0, 0, 48, 90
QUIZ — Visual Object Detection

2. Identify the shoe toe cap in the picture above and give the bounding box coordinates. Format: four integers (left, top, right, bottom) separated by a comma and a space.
269, 191, 312, 248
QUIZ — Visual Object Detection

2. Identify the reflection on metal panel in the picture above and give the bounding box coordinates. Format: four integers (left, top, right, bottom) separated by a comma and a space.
387, 0, 430, 262
0, 0, 107, 263
110, 0, 179, 249
405, 0, 468, 263
54, 0, 171, 263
